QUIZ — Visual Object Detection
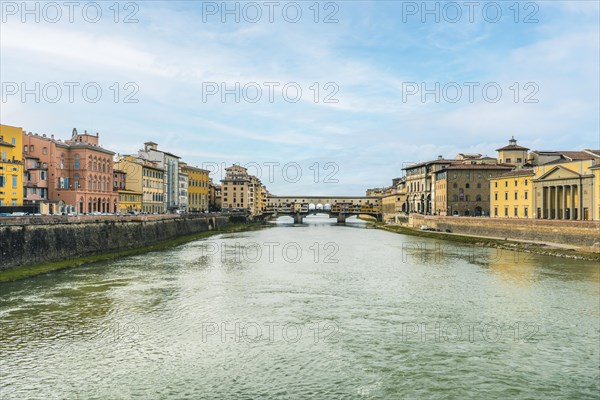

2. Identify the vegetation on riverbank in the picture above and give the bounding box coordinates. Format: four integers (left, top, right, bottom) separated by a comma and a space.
0, 222, 264, 283
369, 221, 600, 262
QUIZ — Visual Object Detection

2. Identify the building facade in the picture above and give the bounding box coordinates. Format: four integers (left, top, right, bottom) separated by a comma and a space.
138, 142, 180, 212
114, 155, 165, 213
22, 129, 118, 214
403, 157, 456, 215
0, 124, 24, 207
490, 153, 599, 221
183, 164, 210, 212
496, 137, 529, 168
178, 166, 189, 213
209, 181, 222, 212
435, 163, 512, 217
490, 169, 535, 218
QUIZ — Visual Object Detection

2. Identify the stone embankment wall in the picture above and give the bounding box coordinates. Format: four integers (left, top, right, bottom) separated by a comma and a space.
0, 214, 244, 271
408, 214, 600, 248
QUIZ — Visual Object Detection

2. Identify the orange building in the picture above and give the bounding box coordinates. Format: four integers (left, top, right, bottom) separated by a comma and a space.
23, 128, 118, 214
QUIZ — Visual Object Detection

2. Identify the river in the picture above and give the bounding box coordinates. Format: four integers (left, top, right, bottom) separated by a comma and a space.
1, 216, 599, 399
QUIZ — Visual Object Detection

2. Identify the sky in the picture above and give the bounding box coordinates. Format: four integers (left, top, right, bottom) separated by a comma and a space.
1, 0, 599, 195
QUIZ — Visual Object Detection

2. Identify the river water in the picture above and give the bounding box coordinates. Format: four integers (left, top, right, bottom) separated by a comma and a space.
1, 216, 599, 399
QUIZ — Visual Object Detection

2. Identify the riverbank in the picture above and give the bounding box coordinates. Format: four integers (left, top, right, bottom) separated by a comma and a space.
0, 222, 264, 283
371, 221, 600, 262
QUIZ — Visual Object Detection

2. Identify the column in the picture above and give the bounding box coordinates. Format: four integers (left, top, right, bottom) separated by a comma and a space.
555, 186, 560, 219
562, 185, 568, 219
557, 186, 562, 220
569, 185, 575, 220
543, 186, 548, 219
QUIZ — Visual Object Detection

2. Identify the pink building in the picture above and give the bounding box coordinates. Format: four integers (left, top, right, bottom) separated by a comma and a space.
23, 129, 118, 214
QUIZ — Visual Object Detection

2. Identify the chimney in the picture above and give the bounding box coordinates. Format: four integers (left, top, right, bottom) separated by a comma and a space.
438, 155, 443, 160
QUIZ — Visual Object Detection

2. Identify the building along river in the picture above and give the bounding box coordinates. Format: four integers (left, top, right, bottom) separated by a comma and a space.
1, 215, 598, 398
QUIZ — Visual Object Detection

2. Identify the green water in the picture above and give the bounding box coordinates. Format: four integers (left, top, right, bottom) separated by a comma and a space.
1, 218, 599, 399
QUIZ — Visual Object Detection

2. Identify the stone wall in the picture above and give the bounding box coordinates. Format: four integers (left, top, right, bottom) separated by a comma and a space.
408, 214, 600, 248
0, 214, 241, 271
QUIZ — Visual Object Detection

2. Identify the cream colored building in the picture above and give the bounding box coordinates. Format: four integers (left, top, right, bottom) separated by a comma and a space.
114, 155, 165, 213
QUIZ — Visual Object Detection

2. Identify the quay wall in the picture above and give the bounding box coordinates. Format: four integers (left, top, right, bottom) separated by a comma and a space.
0, 214, 246, 271
408, 214, 600, 248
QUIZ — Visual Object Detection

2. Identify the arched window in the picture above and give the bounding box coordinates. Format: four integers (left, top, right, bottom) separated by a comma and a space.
476, 195, 482, 201
465, 183, 470, 189
453, 183, 458, 189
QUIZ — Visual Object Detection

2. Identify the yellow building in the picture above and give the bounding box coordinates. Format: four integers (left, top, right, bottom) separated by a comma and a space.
533, 158, 597, 221
118, 190, 142, 213
182, 164, 210, 212
496, 137, 529, 168
491, 157, 599, 220
591, 165, 600, 221
114, 155, 164, 213
490, 169, 535, 218
0, 124, 24, 207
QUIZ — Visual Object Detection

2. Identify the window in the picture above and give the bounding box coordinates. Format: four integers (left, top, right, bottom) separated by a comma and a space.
505, 181, 508, 187
23, 145, 28, 153
74, 154, 80, 169
453, 183, 458, 189
11, 137, 16, 145
505, 193, 508, 200
524, 207, 528, 217
42, 147, 47, 155
494, 182, 497, 188
12, 175, 17, 188
494, 207, 498, 217
514, 207, 518, 217
525, 180, 528, 186
514, 192, 518, 200
0, 176, 4, 187
504, 207, 508, 217
476, 195, 482, 201
517, 158, 522, 163
466, 183, 470, 189
494, 193, 498, 200
477, 183, 481, 189
524, 191, 528, 200
1, 150, 5, 161
506, 158, 511, 163
30, 145, 34, 152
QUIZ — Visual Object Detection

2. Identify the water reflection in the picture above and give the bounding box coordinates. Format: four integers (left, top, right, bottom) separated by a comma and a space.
0, 224, 598, 399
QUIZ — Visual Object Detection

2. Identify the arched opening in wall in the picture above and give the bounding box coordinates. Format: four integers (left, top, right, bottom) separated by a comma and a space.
464, 210, 470, 216
324, 203, 332, 211
308, 203, 316, 211
316, 203, 324, 211
475, 206, 483, 216
208, 218, 215, 231
114, 200, 118, 213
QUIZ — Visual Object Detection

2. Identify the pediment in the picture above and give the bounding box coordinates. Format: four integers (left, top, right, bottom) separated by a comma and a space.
536, 165, 581, 181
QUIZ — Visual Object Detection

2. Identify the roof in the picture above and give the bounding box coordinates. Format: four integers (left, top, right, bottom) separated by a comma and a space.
492, 169, 535, 179
585, 149, 600, 157
440, 163, 513, 171
496, 144, 529, 151
402, 159, 457, 170
538, 151, 599, 165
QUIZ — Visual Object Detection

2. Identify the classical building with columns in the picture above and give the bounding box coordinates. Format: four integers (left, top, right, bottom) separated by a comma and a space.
533, 158, 597, 221
491, 152, 599, 221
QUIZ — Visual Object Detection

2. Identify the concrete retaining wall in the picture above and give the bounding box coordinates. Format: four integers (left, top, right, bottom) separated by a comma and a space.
408, 214, 600, 248
0, 214, 241, 271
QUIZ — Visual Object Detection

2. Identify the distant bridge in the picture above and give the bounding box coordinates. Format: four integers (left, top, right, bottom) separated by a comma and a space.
266, 195, 382, 223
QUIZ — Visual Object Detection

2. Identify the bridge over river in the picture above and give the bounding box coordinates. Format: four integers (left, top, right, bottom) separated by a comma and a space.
266, 195, 382, 223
